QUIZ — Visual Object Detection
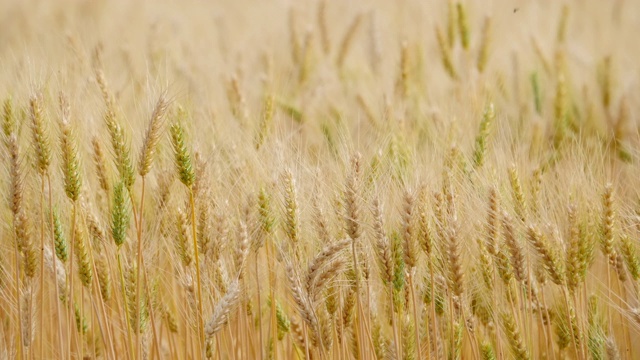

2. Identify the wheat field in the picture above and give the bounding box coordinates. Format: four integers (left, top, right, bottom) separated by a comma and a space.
0, 0, 639, 359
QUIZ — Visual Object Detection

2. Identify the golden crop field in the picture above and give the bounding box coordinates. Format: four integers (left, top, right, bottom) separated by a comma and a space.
0, 0, 639, 359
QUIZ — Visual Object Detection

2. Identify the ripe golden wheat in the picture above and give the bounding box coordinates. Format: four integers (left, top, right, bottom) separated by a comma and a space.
0, 0, 639, 359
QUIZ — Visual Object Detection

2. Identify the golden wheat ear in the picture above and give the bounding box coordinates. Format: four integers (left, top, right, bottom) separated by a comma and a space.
3, 96, 15, 140
59, 94, 82, 203
139, 93, 168, 177
30, 93, 51, 175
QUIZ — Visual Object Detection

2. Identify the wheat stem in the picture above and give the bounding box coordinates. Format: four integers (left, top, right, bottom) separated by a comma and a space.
38, 174, 45, 360
46, 174, 66, 358
255, 252, 264, 360
14, 222, 23, 360
190, 189, 206, 352
117, 249, 135, 359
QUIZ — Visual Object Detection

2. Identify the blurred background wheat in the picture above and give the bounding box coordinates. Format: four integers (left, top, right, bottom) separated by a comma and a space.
0, 0, 639, 359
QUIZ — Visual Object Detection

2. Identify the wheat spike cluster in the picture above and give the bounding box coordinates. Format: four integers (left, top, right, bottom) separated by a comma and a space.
1, 0, 640, 359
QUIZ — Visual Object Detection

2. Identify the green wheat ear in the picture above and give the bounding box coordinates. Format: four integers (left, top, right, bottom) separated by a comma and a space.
477, 17, 492, 73
480, 341, 496, 360
436, 26, 457, 80
170, 111, 195, 188
52, 209, 68, 263
59, 94, 82, 203
255, 93, 274, 150
258, 186, 276, 235
74, 219, 92, 288
100, 75, 136, 190
530, 72, 542, 115
456, 2, 470, 50
472, 103, 495, 168
111, 180, 130, 247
